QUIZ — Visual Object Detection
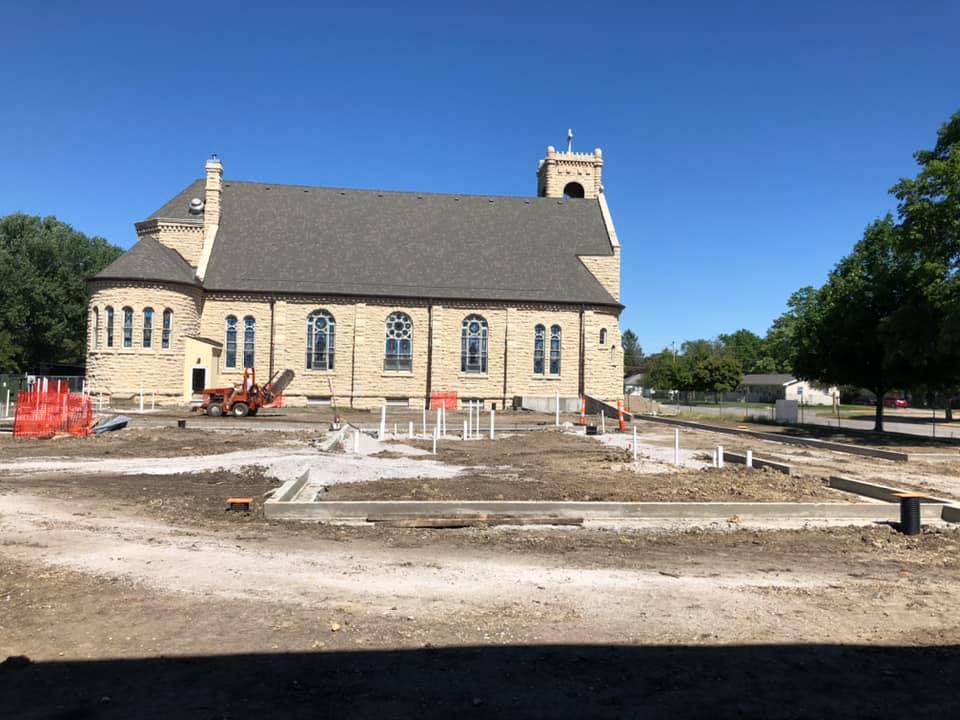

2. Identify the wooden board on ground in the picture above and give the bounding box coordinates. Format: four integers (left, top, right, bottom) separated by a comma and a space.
366, 513, 583, 528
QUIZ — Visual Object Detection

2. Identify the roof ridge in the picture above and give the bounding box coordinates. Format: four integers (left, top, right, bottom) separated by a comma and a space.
221, 178, 597, 202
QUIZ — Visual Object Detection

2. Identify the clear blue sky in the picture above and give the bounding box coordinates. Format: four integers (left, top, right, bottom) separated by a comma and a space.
2, 1, 958, 354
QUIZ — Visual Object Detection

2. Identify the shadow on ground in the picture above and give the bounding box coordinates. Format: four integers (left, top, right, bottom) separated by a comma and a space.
3, 644, 959, 719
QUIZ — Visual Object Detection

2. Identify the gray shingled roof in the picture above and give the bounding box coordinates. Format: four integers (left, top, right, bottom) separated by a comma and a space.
200, 181, 619, 306
149, 179, 205, 221
94, 237, 198, 286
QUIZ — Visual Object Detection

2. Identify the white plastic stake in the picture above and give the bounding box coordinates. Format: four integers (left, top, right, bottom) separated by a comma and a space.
432, 425, 438, 454
353, 429, 360, 453
422, 407, 427, 437
674, 429, 680, 466
379, 405, 386, 440
601, 410, 605, 434
467, 405, 472, 438
490, 408, 495, 440
151, 392, 156, 411
555, 391, 560, 427
408, 421, 414, 439
57, 379, 62, 395
435, 407, 441, 438
746, 449, 753, 468
632, 426, 638, 463
4, 389, 9, 418
463, 419, 468, 439
717, 445, 724, 469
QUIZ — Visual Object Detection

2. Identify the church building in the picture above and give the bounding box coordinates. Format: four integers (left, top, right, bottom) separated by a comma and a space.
86, 142, 624, 410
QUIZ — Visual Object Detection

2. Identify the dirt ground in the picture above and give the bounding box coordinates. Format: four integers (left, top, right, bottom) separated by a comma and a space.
319, 433, 846, 502
0, 426, 318, 461
3, 422, 960, 717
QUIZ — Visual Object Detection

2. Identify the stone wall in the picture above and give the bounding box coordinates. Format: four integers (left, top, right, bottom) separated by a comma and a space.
89, 289, 624, 407
86, 282, 202, 401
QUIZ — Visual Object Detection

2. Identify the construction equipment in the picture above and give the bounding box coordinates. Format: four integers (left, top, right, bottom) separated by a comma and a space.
198, 368, 294, 418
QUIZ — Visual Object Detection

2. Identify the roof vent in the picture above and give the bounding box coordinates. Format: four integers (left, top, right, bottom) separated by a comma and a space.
188, 198, 205, 214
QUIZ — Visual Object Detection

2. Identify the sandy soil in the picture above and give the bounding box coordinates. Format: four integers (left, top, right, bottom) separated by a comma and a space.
2, 420, 960, 717
2, 483, 960, 717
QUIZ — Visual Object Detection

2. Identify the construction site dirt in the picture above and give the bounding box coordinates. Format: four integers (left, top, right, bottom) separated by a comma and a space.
2, 416, 960, 717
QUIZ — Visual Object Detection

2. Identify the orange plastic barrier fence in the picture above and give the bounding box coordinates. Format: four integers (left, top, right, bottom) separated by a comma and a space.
430, 391, 458, 410
13, 388, 93, 439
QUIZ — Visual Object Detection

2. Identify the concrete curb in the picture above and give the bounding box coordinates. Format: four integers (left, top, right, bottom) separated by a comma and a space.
274, 471, 310, 502
637, 415, 909, 462
828, 476, 950, 504
263, 498, 942, 523
722, 450, 795, 476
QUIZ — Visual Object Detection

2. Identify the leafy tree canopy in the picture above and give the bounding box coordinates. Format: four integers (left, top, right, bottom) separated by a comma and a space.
0, 213, 121, 372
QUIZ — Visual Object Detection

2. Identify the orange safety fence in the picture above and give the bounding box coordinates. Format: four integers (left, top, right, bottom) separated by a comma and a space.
13, 388, 93, 439
430, 391, 458, 410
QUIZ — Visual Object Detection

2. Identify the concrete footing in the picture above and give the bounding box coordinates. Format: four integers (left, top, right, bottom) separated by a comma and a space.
264, 492, 944, 525
722, 450, 795, 476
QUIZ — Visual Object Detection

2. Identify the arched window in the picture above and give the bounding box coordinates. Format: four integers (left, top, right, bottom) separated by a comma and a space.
93, 307, 100, 349
243, 316, 255, 369
563, 182, 585, 199
550, 325, 561, 375
306, 310, 336, 370
105, 306, 114, 347
384, 312, 413, 371
461, 314, 488, 373
225, 315, 238, 368
599, 328, 607, 345
122, 307, 133, 348
533, 324, 545, 375
142, 308, 154, 349
162, 309, 173, 349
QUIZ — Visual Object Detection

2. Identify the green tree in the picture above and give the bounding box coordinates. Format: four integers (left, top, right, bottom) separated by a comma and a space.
718, 329, 764, 373
763, 287, 817, 374
621, 329, 643, 375
888, 110, 960, 418
0, 213, 121, 372
691, 353, 742, 400
792, 218, 917, 431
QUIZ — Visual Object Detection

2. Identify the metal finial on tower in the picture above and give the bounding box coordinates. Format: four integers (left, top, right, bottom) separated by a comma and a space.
566, 129, 574, 153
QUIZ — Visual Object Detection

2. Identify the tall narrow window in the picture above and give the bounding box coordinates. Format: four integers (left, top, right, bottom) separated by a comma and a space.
122, 307, 133, 348
93, 307, 100, 348
461, 314, 488, 374
162, 309, 173, 349
106, 306, 114, 347
225, 315, 238, 368
142, 308, 154, 349
384, 312, 413, 371
306, 310, 336, 370
243, 316, 255, 369
549, 325, 561, 375
533, 324, 545, 375
599, 328, 608, 345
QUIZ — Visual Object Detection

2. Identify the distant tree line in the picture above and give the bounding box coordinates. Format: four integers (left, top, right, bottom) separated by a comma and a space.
0, 213, 122, 373
642, 109, 960, 432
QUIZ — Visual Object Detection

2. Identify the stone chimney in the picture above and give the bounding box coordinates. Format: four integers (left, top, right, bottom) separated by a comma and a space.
196, 154, 223, 280
204, 154, 223, 230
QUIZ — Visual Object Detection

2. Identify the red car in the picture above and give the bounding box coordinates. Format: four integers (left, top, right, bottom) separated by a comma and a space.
884, 397, 909, 408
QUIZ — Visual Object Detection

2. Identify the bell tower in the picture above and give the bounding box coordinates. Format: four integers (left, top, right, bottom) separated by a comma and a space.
537, 131, 604, 199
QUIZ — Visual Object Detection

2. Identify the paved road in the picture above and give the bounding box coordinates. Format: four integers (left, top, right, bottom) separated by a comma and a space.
653, 403, 960, 440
